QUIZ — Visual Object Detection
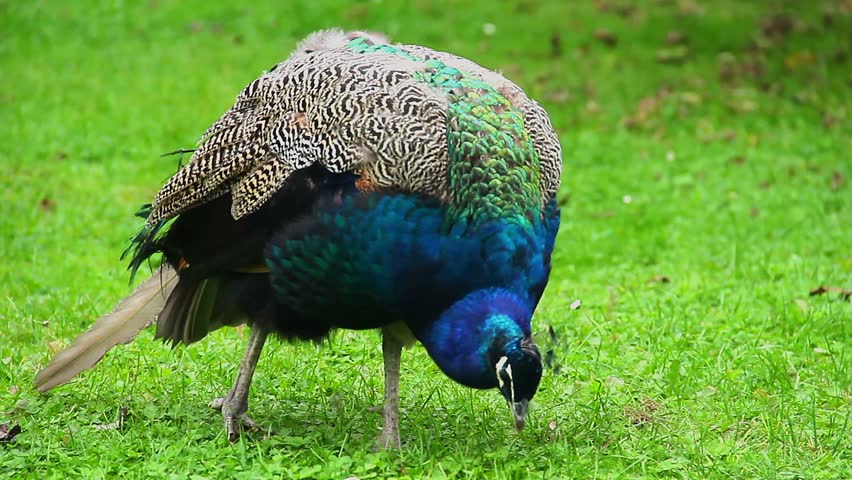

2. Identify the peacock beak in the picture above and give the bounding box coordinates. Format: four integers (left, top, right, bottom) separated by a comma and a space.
512, 399, 529, 431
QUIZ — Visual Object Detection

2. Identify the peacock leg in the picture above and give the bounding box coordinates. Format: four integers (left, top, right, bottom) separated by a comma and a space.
376, 327, 403, 449
210, 326, 269, 442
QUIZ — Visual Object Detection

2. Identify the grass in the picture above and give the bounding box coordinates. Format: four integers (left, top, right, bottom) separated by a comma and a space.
1, 0, 850, 478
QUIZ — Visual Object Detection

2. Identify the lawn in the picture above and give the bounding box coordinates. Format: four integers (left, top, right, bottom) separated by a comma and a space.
1, 0, 850, 478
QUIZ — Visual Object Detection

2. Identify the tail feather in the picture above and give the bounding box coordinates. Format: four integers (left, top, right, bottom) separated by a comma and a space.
155, 274, 227, 345
155, 272, 267, 345
34, 265, 178, 392
155, 273, 200, 345
185, 278, 221, 344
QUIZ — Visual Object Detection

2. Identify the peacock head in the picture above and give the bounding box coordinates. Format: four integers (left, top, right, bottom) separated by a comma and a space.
417, 288, 544, 431
494, 336, 542, 430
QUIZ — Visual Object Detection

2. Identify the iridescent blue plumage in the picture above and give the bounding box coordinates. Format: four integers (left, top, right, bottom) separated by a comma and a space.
265, 190, 560, 397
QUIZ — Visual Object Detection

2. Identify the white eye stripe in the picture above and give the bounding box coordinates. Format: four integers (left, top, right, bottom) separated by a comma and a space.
495, 356, 508, 388
506, 363, 516, 404
496, 357, 517, 402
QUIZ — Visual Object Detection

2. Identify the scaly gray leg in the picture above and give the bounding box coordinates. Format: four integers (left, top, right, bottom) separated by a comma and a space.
210, 327, 269, 442
376, 327, 403, 449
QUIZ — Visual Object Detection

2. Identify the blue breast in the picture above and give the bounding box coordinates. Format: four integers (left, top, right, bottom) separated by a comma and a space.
265, 190, 559, 335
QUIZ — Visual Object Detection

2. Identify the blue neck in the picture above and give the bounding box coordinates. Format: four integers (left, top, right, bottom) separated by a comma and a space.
414, 288, 532, 389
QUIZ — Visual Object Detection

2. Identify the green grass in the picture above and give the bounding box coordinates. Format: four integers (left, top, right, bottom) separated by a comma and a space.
1, 0, 850, 478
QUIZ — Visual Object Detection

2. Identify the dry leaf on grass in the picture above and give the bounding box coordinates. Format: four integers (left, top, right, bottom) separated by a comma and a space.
594, 29, 618, 47
48, 340, 64, 353
809, 286, 851, 301
761, 14, 795, 39
0, 423, 22, 443
39, 197, 56, 212
550, 32, 562, 57
93, 407, 130, 431
624, 397, 662, 426
830, 171, 845, 191
666, 31, 687, 45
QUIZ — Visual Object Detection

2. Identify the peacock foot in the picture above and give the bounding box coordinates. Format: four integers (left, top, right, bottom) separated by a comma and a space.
210, 395, 270, 442
210, 327, 270, 442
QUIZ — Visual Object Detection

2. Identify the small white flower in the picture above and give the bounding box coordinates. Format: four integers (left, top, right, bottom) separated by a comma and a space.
570, 299, 582, 310
482, 23, 496, 36
622, 195, 633, 204
666, 150, 675, 161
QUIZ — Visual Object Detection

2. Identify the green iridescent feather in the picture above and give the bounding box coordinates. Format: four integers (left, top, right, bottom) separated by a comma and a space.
347, 38, 543, 227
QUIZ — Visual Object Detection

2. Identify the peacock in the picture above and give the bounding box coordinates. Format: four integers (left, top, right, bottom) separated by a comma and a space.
34, 28, 562, 448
